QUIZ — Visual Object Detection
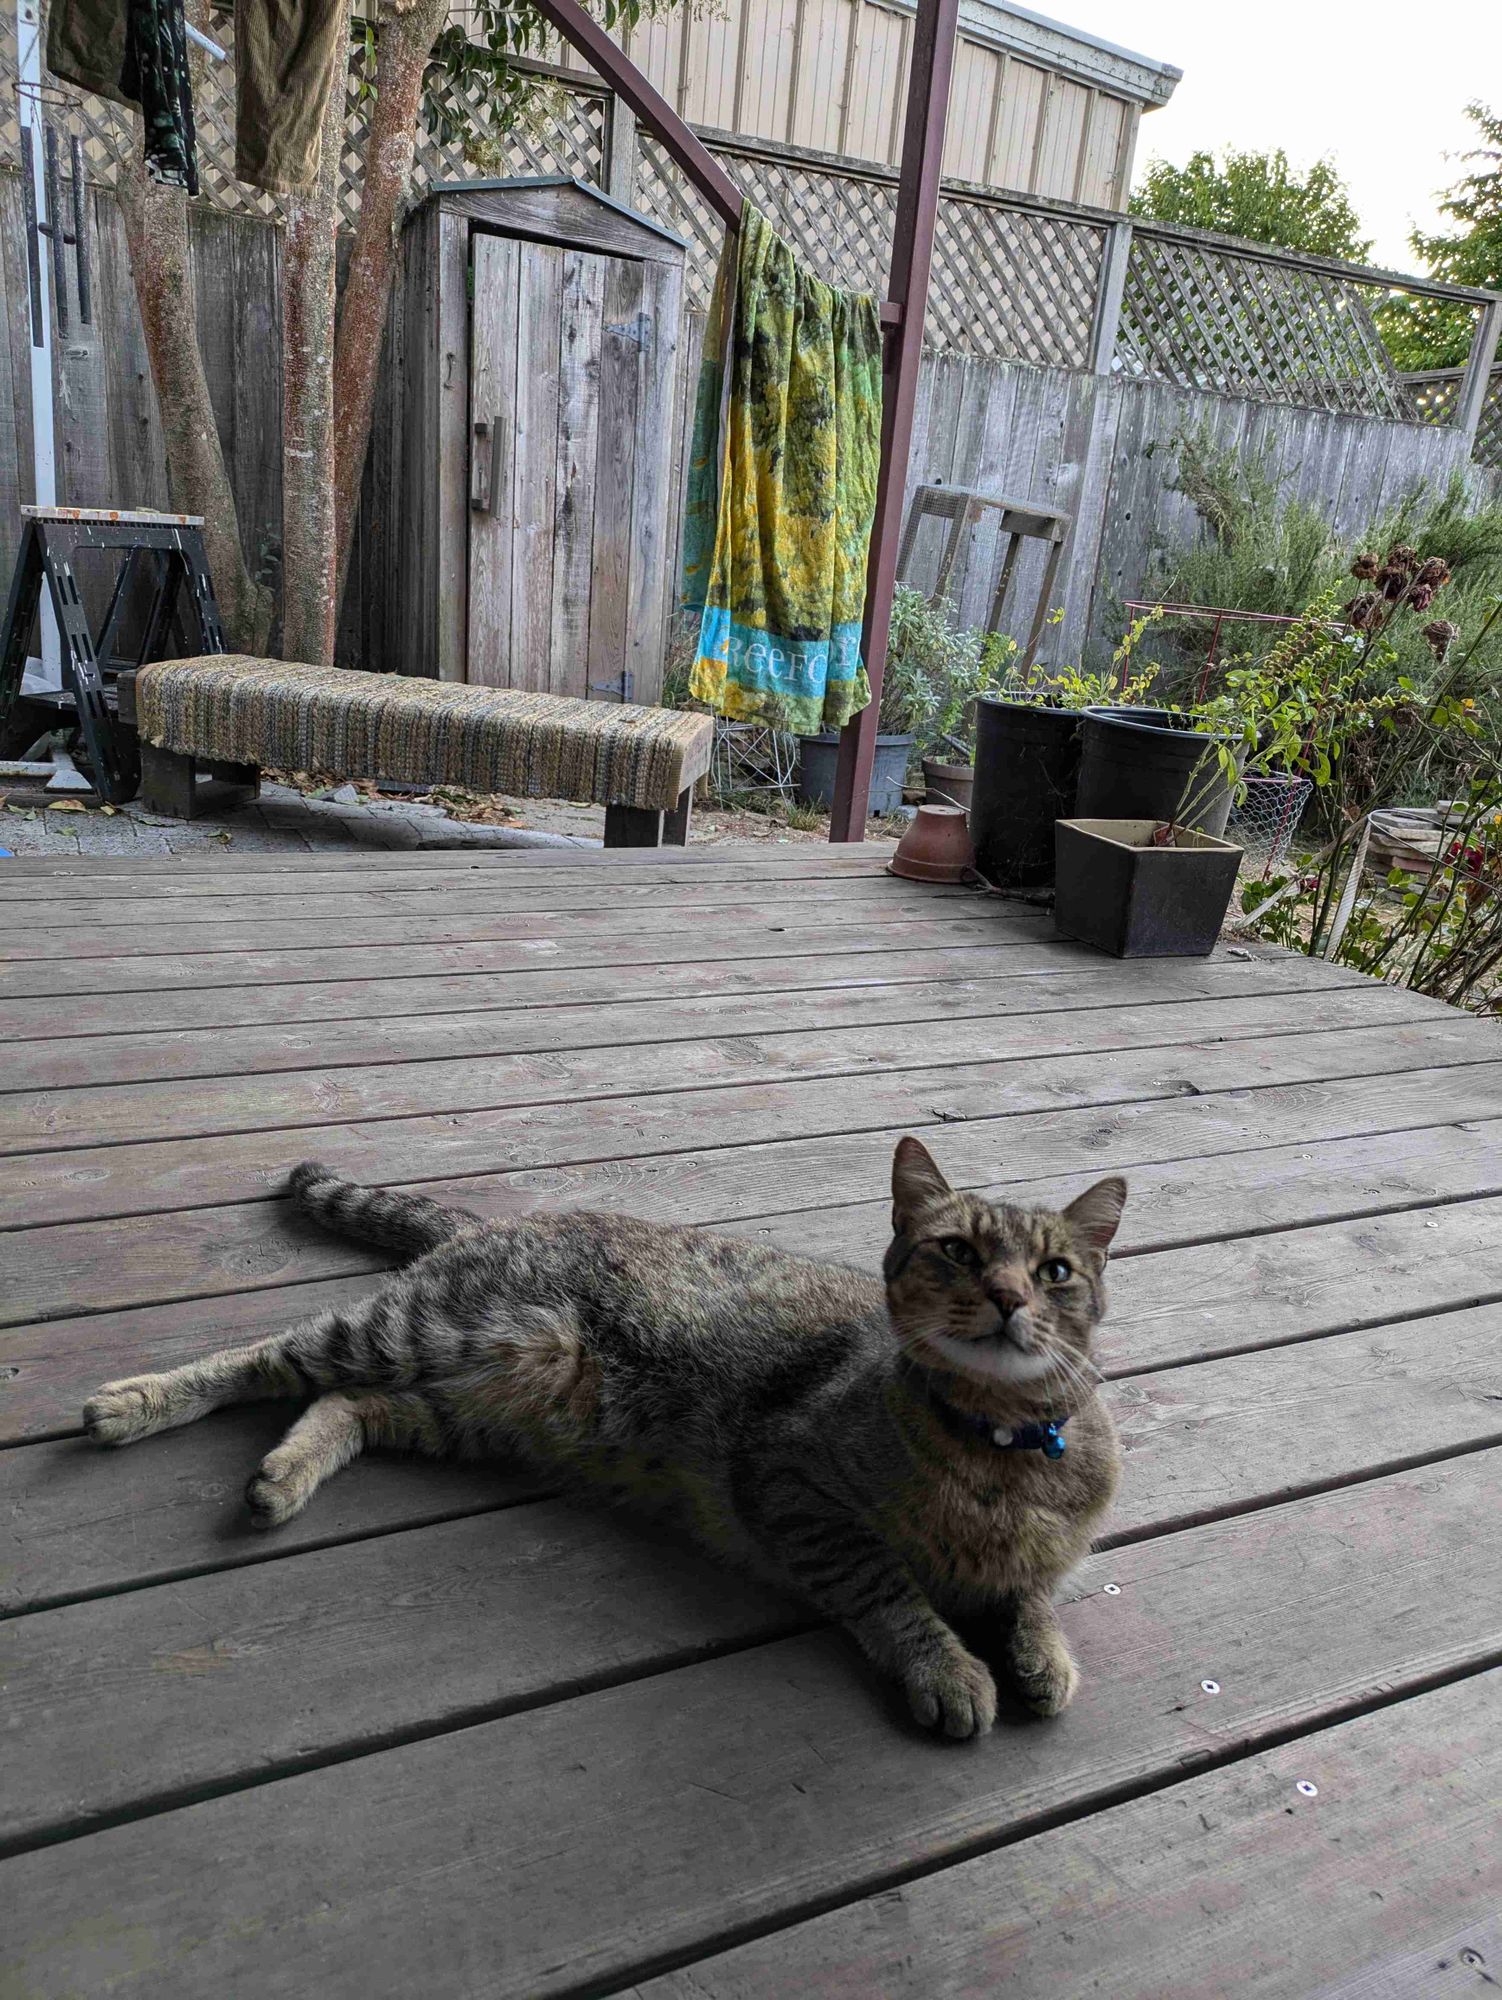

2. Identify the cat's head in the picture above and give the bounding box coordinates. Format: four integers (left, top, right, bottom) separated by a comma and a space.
883, 1136, 1125, 1400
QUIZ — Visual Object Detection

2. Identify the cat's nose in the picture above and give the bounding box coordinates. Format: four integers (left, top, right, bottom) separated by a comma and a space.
986, 1281, 1029, 1319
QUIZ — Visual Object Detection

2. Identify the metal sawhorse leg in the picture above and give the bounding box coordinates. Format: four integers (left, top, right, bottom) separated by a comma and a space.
0, 505, 227, 805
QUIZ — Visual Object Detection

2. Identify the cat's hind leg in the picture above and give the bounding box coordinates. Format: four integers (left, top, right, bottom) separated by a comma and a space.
83, 1335, 313, 1447
82, 1290, 409, 1448
245, 1388, 448, 1529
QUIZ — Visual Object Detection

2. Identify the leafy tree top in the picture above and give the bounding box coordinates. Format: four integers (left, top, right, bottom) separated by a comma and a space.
1130, 147, 1373, 263
1380, 102, 1502, 374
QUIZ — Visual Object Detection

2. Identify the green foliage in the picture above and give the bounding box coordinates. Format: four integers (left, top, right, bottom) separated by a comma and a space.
1378, 103, 1502, 371
878, 587, 1015, 748
1141, 434, 1502, 750
1129, 148, 1372, 262
424, 0, 690, 151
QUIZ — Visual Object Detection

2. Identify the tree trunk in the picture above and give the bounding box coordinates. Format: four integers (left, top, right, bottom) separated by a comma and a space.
116, 161, 274, 655
330, 0, 448, 610
279, 65, 347, 664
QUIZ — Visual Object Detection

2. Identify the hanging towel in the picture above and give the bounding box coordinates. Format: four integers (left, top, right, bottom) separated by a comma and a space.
682, 206, 883, 737
121, 0, 200, 194
234, 0, 348, 195
47, 0, 130, 105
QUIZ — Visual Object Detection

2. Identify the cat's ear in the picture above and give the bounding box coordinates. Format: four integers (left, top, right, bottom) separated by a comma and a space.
892, 1136, 953, 1232
1064, 1177, 1127, 1259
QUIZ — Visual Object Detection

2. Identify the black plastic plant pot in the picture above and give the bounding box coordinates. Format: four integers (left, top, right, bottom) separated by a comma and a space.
797, 733, 913, 816
1054, 818, 1244, 958
1075, 707, 1236, 837
969, 698, 1083, 887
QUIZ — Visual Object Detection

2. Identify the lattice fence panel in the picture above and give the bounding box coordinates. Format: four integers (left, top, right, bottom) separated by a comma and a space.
1117, 232, 1415, 420
1403, 367, 1502, 467
931, 198, 1102, 364
0, 10, 604, 230
634, 136, 1102, 365
630, 135, 727, 313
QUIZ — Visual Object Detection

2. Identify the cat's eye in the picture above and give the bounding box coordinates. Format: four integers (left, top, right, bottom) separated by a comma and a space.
1039, 1257, 1073, 1284
938, 1238, 980, 1269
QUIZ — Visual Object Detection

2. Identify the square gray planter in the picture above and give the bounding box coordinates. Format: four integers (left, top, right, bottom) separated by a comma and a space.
1054, 818, 1244, 958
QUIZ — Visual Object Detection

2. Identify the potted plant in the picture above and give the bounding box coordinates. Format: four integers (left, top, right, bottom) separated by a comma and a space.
1054, 584, 1415, 958
969, 615, 1158, 888
796, 588, 1007, 817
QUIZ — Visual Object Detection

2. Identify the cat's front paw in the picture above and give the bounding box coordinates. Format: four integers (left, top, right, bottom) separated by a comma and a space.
902, 1644, 997, 1740
83, 1378, 164, 1447
1011, 1641, 1079, 1717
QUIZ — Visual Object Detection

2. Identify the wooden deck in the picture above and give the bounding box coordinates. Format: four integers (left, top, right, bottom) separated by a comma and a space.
1, 843, 1499, 1998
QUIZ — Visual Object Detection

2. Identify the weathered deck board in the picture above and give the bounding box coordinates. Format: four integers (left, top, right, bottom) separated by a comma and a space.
0, 936, 1336, 1048
4, 1021, 1496, 1239
634, 1669, 1502, 2000
4, 1460, 1496, 1998
5, 1321, 1497, 1826
0, 910, 1040, 998
8, 1064, 1502, 1328
3, 844, 1496, 1999
0, 985, 1449, 1154
0, 952, 1388, 1094
9, 1123, 1502, 1442
0, 937, 1100, 1038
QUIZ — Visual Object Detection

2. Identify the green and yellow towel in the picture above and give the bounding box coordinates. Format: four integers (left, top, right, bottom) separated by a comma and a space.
682, 206, 883, 737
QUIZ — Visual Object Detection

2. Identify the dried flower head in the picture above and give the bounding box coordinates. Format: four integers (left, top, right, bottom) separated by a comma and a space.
1422, 618, 1460, 661
1410, 583, 1436, 612
1416, 556, 1451, 589
1350, 552, 1380, 581
1385, 544, 1420, 574
1344, 591, 1386, 631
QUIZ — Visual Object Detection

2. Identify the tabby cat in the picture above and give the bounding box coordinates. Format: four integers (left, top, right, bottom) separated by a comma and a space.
84, 1138, 1125, 1739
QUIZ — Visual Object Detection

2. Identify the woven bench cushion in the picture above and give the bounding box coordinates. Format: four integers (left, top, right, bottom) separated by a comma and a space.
135, 657, 714, 813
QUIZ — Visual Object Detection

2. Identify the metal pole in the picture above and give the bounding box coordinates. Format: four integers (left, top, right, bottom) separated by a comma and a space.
828, 0, 960, 841
16, 0, 60, 688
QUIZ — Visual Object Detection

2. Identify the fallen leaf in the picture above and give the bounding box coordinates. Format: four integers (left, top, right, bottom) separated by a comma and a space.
100, 803, 118, 816
47, 799, 86, 812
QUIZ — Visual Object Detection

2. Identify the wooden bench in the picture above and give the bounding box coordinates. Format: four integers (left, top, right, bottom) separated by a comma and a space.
121, 656, 714, 847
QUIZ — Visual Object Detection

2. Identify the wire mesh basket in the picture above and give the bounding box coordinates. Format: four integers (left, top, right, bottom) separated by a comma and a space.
1229, 774, 1314, 877
709, 719, 799, 803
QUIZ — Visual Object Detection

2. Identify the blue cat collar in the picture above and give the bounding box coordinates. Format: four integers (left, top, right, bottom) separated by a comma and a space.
996, 1418, 1068, 1459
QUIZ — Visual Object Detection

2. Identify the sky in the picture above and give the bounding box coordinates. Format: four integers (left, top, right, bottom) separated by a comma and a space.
1055, 0, 1494, 273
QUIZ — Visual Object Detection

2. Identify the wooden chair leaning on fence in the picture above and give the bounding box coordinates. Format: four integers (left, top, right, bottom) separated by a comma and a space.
899, 484, 1071, 671
117, 657, 714, 848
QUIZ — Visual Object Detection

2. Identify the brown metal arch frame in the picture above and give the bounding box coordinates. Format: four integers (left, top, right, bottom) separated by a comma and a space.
528, 0, 961, 839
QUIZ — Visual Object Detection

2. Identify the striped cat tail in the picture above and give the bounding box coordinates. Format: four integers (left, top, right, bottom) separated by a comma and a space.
285, 1161, 479, 1259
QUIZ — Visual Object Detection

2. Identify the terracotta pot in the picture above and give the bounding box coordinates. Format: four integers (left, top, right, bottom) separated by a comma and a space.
887, 804, 975, 883
921, 757, 975, 812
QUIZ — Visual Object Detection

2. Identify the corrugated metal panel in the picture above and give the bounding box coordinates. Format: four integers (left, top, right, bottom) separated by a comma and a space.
537, 0, 1143, 209
680, 5, 740, 128
840, 0, 908, 163
1033, 74, 1089, 198
1078, 91, 1127, 206
942, 37, 1001, 181
619, 13, 686, 112
739, 0, 802, 143
991, 54, 1044, 189
790, 0, 855, 153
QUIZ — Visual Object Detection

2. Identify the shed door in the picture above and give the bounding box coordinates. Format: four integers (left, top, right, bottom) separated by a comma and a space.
467, 231, 675, 703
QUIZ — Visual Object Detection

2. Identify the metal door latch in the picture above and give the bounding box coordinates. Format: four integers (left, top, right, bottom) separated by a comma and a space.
605, 313, 651, 350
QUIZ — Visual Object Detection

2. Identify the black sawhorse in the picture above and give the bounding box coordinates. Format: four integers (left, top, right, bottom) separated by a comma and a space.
0, 506, 227, 804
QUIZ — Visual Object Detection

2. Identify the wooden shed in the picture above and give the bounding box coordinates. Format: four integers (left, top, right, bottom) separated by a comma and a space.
357, 179, 687, 702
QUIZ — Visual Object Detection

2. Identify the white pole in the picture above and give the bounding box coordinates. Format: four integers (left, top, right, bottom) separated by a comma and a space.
16, 0, 60, 691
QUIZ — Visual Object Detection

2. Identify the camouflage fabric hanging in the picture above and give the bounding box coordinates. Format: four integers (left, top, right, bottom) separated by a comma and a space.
121, 0, 199, 195
682, 205, 883, 737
